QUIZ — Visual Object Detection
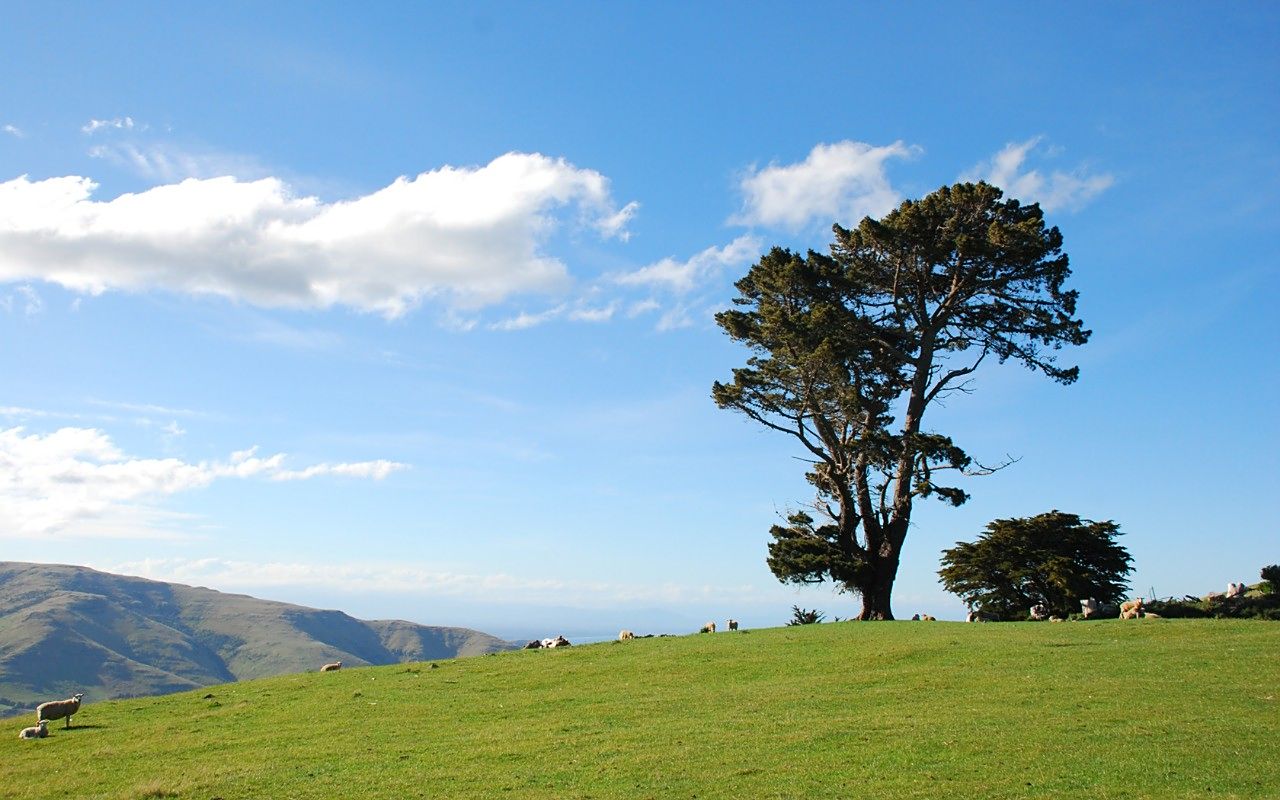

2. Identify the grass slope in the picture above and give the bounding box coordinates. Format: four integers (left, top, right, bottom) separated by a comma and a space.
2, 619, 1276, 799
0, 562, 514, 715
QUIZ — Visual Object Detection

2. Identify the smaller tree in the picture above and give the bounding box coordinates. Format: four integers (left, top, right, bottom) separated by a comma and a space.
938, 511, 1133, 620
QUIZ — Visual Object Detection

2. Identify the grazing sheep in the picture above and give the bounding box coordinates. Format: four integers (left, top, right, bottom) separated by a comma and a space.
320, 661, 342, 672
911, 614, 920, 621
699, 622, 716, 634
37, 693, 85, 729
1226, 582, 1246, 598
1119, 598, 1144, 618
18, 720, 49, 740
727, 619, 739, 631
1029, 604, 1049, 621
618, 630, 635, 641
1120, 608, 1141, 620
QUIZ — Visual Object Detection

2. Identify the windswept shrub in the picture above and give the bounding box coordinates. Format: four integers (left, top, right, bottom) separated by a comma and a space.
788, 606, 825, 625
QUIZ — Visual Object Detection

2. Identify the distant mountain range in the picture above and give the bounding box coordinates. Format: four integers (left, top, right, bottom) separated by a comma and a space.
0, 561, 515, 716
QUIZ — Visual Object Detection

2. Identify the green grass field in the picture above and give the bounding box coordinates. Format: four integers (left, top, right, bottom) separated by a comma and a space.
2, 619, 1276, 799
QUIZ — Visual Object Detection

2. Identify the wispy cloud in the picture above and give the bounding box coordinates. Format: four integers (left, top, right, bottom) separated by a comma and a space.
2, 124, 23, 138
731, 140, 919, 231
488, 300, 618, 331
616, 235, 760, 294
0, 153, 637, 318
0, 427, 408, 539
0, 284, 42, 315
962, 137, 1114, 212
81, 116, 139, 134
103, 556, 773, 608
87, 141, 273, 183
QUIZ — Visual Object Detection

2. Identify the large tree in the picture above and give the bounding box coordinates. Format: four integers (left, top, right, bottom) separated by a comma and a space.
938, 511, 1134, 619
713, 182, 1089, 619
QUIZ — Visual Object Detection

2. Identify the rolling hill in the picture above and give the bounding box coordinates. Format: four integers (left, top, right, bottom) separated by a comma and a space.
0, 561, 514, 715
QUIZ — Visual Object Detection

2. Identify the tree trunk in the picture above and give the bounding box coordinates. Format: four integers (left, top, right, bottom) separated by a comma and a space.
858, 561, 897, 620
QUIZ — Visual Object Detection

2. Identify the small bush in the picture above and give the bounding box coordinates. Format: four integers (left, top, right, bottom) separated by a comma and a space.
1261, 564, 1280, 593
787, 606, 825, 625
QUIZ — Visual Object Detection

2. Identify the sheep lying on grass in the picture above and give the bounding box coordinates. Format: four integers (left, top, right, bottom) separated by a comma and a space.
618, 630, 635, 641
18, 720, 48, 740
37, 693, 84, 729
1120, 598, 1144, 619
699, 622, 716, 633
320, 661, 342, 672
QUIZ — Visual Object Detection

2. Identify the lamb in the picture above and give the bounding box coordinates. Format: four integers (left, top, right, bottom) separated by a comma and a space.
1080, 598, 1099, 618
699, 622, 716, 633
1120, 608, 1141, 620
1119, 598, 1144, 618
1029, 604, 1049, 621
18, 720, 49, 740
36, 693, 84, 729
1226, 582, 1247, 598
618, 630, 635, 641
726, 619, 739, 631
320, 661, 342, 672
1142, 612, 1162, 619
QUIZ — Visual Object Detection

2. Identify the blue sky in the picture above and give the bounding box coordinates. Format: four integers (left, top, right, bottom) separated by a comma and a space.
1, 4, 1276, 638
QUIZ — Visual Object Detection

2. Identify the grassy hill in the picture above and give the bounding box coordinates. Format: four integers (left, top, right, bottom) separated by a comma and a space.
2, 619, 1276, 799
0, 562, 514, 715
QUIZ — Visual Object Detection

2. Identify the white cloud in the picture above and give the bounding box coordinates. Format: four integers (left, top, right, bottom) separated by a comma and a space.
615, 235, 761, 294
81, 116, 138, 134
963, 137, 1114, 212
0, 427, 408, 539
2, 124, 23, 138
0, 152, 637, 317
732, 140, 919, 230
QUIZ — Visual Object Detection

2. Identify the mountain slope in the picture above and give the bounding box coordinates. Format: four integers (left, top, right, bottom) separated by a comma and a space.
0, 561, 514, 715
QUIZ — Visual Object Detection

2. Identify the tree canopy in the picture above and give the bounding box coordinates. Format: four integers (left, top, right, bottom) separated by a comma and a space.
937, 511, 1134, 619
713, 182, 1089, 619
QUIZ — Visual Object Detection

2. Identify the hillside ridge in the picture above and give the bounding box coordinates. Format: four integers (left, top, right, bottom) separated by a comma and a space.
0, 561, 514, 715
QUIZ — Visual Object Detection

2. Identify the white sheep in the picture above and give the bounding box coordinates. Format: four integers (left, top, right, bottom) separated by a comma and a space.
618, 630, 635, 641
1029, 604, 1049, 621
699, 622, 716, 633
37, 693, 84, 729
320, 660, 342, 672
1226, 582, 1246, 598
1080, 598, 1099, 618
18, 720, 49, 740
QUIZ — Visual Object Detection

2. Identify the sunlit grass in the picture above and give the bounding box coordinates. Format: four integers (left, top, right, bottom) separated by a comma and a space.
2, 619, 1276, 799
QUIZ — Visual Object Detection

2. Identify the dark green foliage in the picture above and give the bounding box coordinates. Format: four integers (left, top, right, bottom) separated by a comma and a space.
1261, 564, 1280, 592
714, 183, 1088, 620
787, 606, 826, 625
1146, 591, 1280, 620
938, 511, 1133, 620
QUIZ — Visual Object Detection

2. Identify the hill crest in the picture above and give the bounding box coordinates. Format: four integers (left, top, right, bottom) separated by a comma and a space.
0, 561, 514, 715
